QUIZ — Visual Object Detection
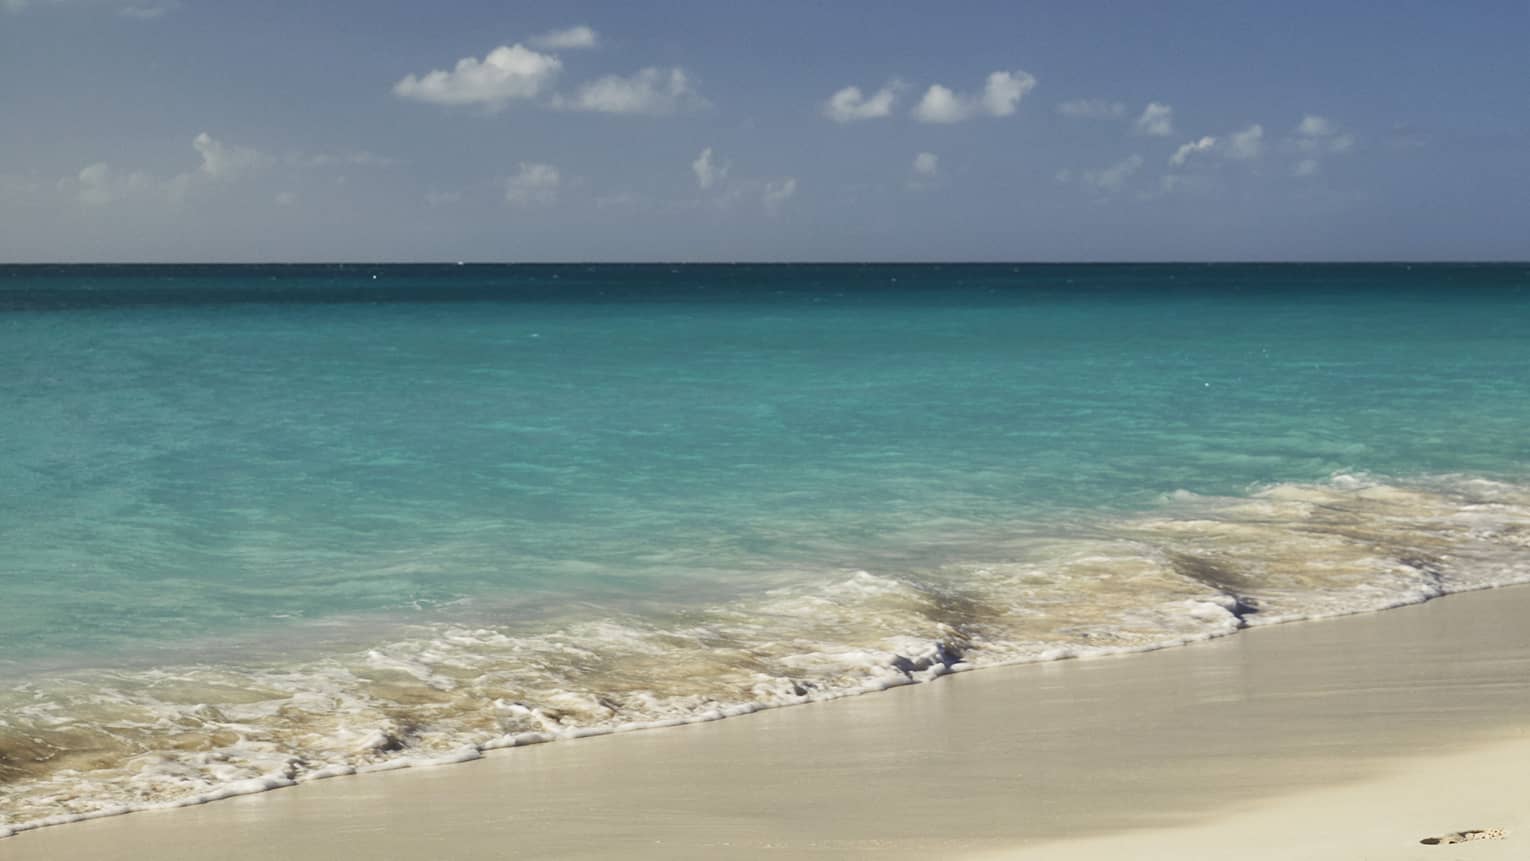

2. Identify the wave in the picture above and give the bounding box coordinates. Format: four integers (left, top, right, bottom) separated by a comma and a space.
3, 471, 1528, 838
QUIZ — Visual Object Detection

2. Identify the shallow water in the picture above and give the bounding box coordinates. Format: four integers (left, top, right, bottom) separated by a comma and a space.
2, 263, 1528, 833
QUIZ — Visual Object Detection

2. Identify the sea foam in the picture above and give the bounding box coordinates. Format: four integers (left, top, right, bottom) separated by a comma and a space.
2, 472, 1528, 838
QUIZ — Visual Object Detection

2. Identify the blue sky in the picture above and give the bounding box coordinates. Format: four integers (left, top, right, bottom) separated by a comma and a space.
1, 1, 1526, 261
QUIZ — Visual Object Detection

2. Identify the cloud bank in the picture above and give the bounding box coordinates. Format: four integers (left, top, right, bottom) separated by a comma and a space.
529, 26, 598, 50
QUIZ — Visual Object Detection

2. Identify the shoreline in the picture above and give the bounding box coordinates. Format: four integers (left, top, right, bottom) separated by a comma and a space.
6, 472, 1528, 837
7, 581, 1530, 858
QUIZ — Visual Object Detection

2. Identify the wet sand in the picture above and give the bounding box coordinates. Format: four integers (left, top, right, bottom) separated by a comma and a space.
7, 584, 1530, 859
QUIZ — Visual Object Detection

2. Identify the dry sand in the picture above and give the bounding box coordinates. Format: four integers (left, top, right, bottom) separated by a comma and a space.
7, 584, 1530, 859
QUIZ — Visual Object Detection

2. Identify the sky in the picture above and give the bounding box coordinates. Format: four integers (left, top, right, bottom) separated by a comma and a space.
1, 1, 1527, 262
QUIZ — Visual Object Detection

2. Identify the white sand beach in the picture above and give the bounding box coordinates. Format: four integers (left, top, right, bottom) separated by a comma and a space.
8, 584, 1530, 860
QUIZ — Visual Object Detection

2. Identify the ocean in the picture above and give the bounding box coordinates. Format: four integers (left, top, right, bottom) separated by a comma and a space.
2, 263, 1528, 835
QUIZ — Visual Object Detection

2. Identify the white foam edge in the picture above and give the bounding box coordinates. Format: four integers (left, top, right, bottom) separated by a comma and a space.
3, 571, 1527, 842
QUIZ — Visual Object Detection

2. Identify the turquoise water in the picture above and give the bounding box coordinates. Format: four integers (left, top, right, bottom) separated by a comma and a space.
3, 263, 1529, 832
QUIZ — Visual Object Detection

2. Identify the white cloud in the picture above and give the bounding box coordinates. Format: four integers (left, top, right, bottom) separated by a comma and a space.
1226, 123, 1263, 159
1133, 102, 1174, 136
557, 67, 705, 115
60, 162, 153, 206
1057, 99, 1125, 119
188, 129, 270, 178
393, 44, 562, 111
192, 132, 271, 180
913, 69, 1036, 123
912, 85, 968, 124
1290, 114, 1355, 154
907, 151, 940, 190
692, 147, 729, 190
1056, 156, 1144, 195
60, 132, 268, 207
762, 177, 796, 214
689, 152, 793, 214
1168, 124, 1265, 167
425, 189, 462, 207
981, 70, 1035, 117
504, 162, 560, 205
1298, 115, 1334, 137
1286, 115, 1354, 177
822, 83, 900, 123
529, 25, 597, 50
1081, 154, 1143, 193
53, 132, 387, 213
1169, 135, 1218, 167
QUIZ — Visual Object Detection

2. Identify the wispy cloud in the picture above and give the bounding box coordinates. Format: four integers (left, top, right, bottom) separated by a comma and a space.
1057, 99, 1126, 119
1083, 154, 1143, 192
60, 162, 154, 206
191, 132, 272, 181
1168, 124, 1264, 166
1291, 114, 1352, 152
1057, 154, 1144, 195
692, 147, 729, 190
762, 177, 797, 215
528, 25, 598, 51
1226, 123, 1264, 159
1133, 102, 1174, 137
52, 132, 394, 209
906, 151, 941, 191
1170, 136, 1217, 167
1285, 114, 1355, 175
689, 149, 796, 215
504, 162, 560, 205
555, 67, 707, 115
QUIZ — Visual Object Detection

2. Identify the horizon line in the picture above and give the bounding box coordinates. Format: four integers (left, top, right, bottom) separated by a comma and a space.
3, 260, 1528, 267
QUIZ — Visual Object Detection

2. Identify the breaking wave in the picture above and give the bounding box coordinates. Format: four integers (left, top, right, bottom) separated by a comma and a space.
3, 472, 1528, 838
